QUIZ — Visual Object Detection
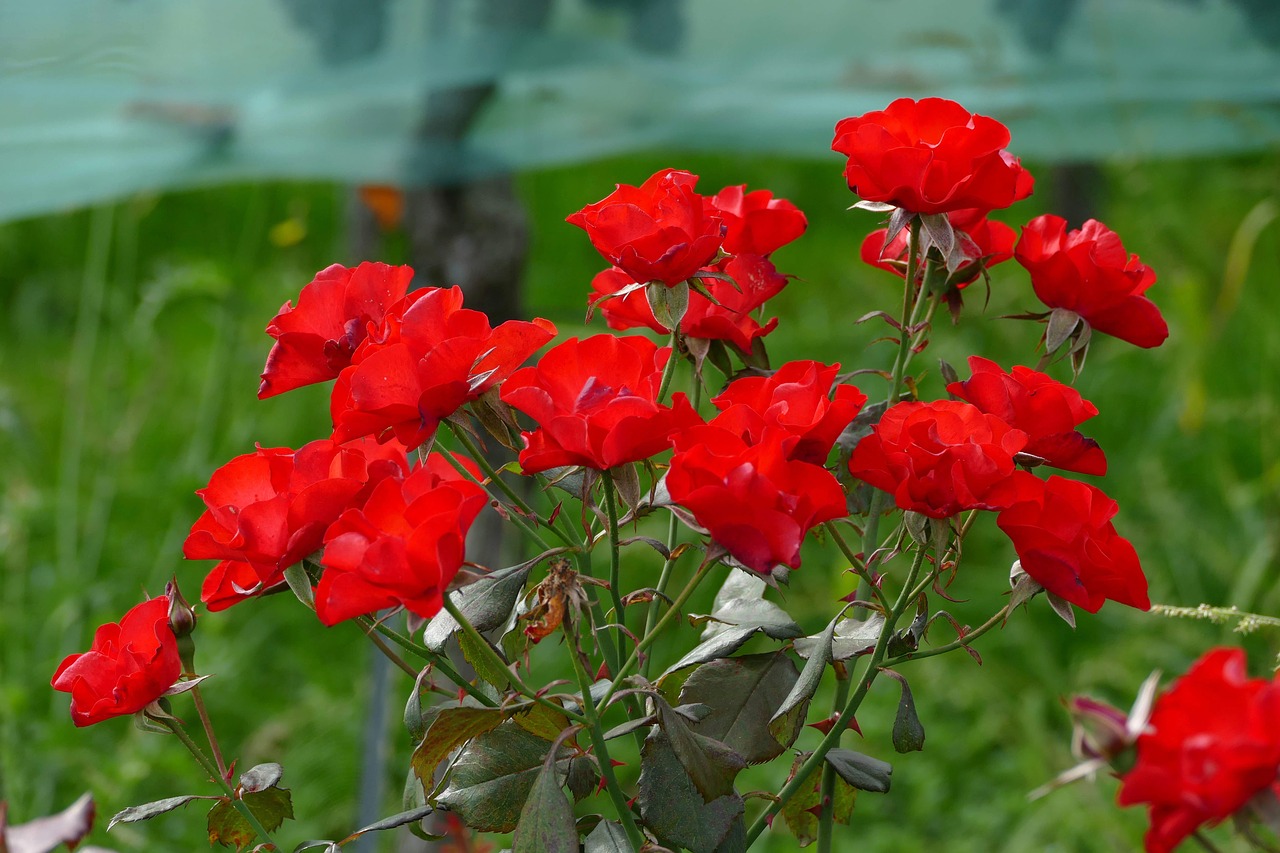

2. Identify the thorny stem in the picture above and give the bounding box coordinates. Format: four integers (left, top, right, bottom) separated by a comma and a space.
564, 615, 647, 850
600, 470, 629, 668
447, 424, 577, 550
354, 616, 498, 708
157, 715, 280, 850
189, 683, 227, 779
816, 667, 852, 853
640, 511, 682, 679
599, 556, 719, 712
824, 521, 887, 609
437, 447, 555, 552
886, 218, 924, 405
656, 331, 681, 403
882, 603, 1011, 668
442, 597, 587, 724
746, 546, 929, 845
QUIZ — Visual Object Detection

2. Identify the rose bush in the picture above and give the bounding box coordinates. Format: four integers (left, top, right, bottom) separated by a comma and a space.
53, 97, 1231, 853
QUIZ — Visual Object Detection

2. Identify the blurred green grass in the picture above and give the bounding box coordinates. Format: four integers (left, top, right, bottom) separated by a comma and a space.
1, 150, 1277, 851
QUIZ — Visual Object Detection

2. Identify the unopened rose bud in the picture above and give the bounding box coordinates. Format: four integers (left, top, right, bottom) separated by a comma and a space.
165, 577, 197, 639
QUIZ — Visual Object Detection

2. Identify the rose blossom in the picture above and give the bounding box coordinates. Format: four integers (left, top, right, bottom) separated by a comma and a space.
710, 360, 866, 464
847, 399, 1027, 518
1118, 648, 1280, 852
947, 356, 1106, 475
831, 97, 1034, 215
567, 168, 725, 287
500, 334, 701, 473
667, 426, 847, 573
51, 597, 183, 726
1015, 215, 1168, 348
996, 473, 1149, 613
329, 286, 556, 449
316, 454, 487, 625
183, 437, 408, 610
259, 261, 415, 398
710, 184, 808, 256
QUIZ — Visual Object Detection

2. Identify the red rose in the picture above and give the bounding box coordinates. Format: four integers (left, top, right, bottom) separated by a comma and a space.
831, 98, 1034, 215
183, 437, 408, 610
848, 400, 1027, 518
861, 208, 1016, 287
500, 334, 702, 473
1016, 215, 1168, 348
329, 286, 556, 449
316, 454, 487, 625
710, 185, 808, 256
667, 426, 847, 573
1118, 648, 1280, 852
710, 360, 866, 465
947, 356, 1106, 475
259, 262, 414, 399
588, 254, 787, 355
51, 597, 182, 726
566, 168, 725, 286
996, 474, 1149, 613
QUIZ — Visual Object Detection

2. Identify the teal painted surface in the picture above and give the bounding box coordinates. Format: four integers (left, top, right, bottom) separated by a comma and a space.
1, 0, 1278, 220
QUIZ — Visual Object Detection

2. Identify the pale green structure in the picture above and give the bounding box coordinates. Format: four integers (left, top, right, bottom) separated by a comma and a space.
1, 0, 1277, 220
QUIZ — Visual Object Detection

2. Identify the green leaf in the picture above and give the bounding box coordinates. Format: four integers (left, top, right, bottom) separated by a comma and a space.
884, 671, 926, 753
565, 756, 600, 802
679, 653, 799, 765
647, 279, 690, 328
457, 628, 512, 691
404, 667, 440, 743
436, 723, 567, 833
794, 613, 885, 661
653, 696, 745, 802
422, 562, 534, 652
409, 703, 505, 789
206, 788, 293, 851
511, 700, 571, 743
237, 763, 282, 794
108, 795, 206, 830
342, 804, 436, 842
636, 731, 744, 853
770, 616, 837, 749
584, 819, 634, 853
282, 563, 315, 610
1045, 307, 1082, 354
512, 751, 578, 853
824, 749, 892, 793
779, 754, 820, 847
662, 573, 801, 677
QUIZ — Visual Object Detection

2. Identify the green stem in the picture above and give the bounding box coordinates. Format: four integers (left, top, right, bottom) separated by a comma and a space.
564, 616, 646, 851
816, 669, 852, 853
599, 555, 718, 711
640, 512, 681, 679
600, 470, 628, 667
157, 715, 280, 850
882, 603, 1010, 668
189, 685, 228, 779
824, 521, 887, 609
437, 448, 555, 552
886, 218, 924, 405
448, 424, 576, 550
442, 597, 587, 724
656, 332, 681, 403
355, 616, 498, 708
745, 547, 928, 845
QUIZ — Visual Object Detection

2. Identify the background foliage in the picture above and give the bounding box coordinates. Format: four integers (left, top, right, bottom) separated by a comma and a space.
1, 150, 1277, 850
